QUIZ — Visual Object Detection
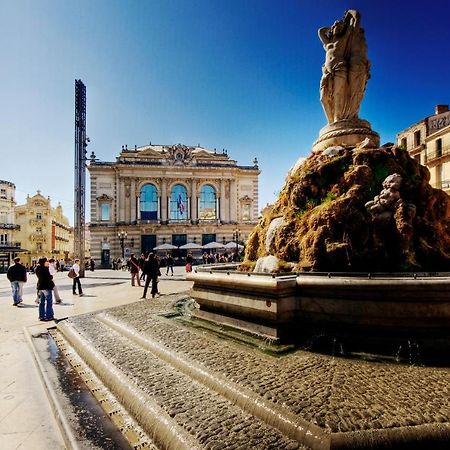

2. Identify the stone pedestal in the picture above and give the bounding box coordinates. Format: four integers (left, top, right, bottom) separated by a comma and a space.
312, 118, 380, 153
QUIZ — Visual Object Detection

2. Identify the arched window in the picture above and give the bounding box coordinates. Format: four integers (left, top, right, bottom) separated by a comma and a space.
199, 184, 217, 220
169, 184, 188, 220
140, 184, 158, 220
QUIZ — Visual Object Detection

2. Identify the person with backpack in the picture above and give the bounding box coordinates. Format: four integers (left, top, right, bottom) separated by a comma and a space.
7, 257, 27, 306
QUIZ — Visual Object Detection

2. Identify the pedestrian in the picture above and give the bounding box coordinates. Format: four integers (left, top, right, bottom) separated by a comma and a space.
166, 252, 174, 276
186, 252, 193, 272
141, 253, 161, 299
7, 257, 27, 306
35, 257, 55, 321
138, 253, 146, 281
72, 258, 84, 296
129, 253, 141, 286
89, 258, 95, 272
48, 258, 62, 303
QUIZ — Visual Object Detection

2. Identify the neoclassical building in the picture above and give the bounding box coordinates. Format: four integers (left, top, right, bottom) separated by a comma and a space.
15, 191, 73, 265
88, 144, 260, 267
397, 104, 450, 193
0, 180, 21, 270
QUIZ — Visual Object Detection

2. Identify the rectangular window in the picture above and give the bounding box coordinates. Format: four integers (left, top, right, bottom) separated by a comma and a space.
436, 138, 443, 157
400, 137, 407, 149
0, 189, 6, 199
202, 234, 216, 245
36, 213, 42, 220
414, 130, 421, 147
100, 203, 110, 221
172, 234, 187, 247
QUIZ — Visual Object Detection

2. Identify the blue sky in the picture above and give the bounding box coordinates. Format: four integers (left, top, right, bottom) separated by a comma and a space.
2, 0, 450, 224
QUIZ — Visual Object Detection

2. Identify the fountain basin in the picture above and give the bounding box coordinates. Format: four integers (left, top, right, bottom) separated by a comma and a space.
188, 268, 450, 353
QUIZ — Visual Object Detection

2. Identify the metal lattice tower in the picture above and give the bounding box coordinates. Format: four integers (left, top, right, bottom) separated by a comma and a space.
74, 79, 87, 277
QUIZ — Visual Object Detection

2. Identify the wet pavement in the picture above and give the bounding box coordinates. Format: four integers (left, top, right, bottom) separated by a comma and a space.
61, 292, 450, 449
0, 268, 192, 450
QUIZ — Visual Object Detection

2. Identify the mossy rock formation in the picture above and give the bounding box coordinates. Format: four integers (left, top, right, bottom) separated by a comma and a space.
245, 146, 450, 272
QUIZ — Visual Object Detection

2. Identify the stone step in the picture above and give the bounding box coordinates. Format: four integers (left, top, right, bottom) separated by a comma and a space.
54, 294, 450, 449
56, 315, 310, 450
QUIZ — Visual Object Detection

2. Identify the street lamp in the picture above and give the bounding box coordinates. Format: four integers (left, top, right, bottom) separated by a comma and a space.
234, 228, 240, 262
118, 231, 127, 258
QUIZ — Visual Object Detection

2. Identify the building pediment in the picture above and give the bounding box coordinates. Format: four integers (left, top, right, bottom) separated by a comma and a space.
139, 147, 164, 157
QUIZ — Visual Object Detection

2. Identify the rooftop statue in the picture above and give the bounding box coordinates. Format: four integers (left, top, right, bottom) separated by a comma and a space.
319, 10, 370, 124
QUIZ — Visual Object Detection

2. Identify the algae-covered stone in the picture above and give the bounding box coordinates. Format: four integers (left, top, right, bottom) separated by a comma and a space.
244, 146, 450, 272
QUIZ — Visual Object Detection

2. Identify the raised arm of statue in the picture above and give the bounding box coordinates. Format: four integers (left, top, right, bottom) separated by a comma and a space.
344, 10, 360, 28
318, 27, 331, 46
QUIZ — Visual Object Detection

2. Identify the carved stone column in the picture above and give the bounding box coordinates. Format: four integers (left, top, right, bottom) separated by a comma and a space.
191, 179, 198, 222
230, 179, 237, 222
161, 179, 168, 222
118, 177, 126, 222
130, 178, 136, 222
124, 178, 131, 222
220, 179, 226, 223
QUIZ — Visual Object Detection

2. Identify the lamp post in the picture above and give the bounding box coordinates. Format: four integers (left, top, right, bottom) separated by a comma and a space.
234, 228, 240, 262
118, 231, 127, 258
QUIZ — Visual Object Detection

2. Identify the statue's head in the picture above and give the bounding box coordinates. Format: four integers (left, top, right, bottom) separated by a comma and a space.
331, 19, 345, 36
383, 173, 402, 191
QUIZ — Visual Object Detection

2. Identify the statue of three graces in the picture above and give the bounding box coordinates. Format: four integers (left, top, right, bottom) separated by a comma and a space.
319, 10, 370, 124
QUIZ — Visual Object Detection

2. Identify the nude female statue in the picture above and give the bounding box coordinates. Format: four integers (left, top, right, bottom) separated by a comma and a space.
319, 10, 370, 124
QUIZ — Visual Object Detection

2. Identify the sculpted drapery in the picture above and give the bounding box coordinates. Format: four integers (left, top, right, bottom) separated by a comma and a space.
319, 10, 370, 124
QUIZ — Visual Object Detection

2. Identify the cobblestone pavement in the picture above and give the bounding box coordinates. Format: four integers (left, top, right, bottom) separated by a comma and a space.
65, 292, 450, 447
72, 316, 305, 450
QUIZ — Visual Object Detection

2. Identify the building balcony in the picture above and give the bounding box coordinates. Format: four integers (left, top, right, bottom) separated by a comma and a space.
424, 146, 450, 165
30, 219, 46, 227
30, 233, 47, 242
407, 143, 425, 156
0, 242, 21, 249
0, 223, 20, 230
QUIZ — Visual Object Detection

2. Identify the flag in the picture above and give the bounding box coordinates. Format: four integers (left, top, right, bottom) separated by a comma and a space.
177, 194, 185, 215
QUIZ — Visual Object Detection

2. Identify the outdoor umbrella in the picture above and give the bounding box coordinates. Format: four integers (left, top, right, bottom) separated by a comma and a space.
224, 241, 244, 250
153, 243, 178, 251
179, 243, 203, 250
202, 241, 225, 249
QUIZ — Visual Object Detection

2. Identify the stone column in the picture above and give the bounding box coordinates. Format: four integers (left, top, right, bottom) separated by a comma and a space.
229, 179, 238, 222
118, 177, 126, 222
161, 180, 168, 222
130, 178, 136, 222
220, 179, 226, 223
191, 179, 197, 222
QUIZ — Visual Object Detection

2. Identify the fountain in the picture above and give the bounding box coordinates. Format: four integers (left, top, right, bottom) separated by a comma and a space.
188, 9, 450, 357
35, 10, 450, 449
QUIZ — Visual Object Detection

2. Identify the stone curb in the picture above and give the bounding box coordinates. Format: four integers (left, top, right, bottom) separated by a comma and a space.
24, 325, 82, 450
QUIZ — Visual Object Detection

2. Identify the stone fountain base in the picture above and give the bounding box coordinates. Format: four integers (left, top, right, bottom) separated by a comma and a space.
188, 268, 450, 358
43, 293, 450, 449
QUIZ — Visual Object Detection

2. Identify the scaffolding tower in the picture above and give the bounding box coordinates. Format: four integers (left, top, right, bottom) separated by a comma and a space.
74, 79, 87, 277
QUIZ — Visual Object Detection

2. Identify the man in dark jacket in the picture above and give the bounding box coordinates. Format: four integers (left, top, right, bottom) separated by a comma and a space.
7, 257, 27, 306
141, 253, 160, 299
35, 257, 55, 321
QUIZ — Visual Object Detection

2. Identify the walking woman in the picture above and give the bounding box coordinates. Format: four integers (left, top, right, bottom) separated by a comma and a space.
35, 257, 55, 321
72, 258, 84, 296
141, 253, 160, 299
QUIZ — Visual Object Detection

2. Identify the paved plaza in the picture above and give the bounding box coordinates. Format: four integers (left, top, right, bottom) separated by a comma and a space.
0, 267, 192, 450
2, 267, 450, 449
